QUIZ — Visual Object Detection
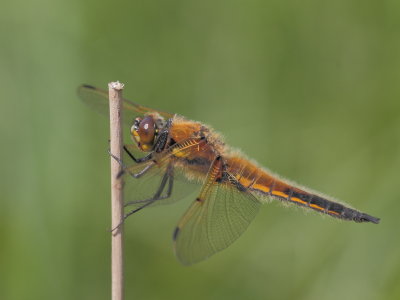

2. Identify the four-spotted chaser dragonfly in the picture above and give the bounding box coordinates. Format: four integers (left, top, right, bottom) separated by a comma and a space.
78, 84, 380, 265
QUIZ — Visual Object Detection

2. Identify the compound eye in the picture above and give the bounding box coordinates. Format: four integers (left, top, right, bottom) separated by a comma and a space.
131, 118, 140, 133
138, 115, 155, 144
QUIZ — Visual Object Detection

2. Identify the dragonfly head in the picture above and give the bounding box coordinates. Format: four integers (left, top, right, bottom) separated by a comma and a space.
131, 115, 157, 152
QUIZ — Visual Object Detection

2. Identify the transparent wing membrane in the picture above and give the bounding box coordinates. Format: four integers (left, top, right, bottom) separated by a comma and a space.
119, 139, 207, 213
120, 156, 200, 211
77, 85, 173, 125
174, 172, 261, 265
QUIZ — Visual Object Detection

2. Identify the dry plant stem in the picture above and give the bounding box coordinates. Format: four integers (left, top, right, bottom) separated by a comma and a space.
109, 81, 125, 300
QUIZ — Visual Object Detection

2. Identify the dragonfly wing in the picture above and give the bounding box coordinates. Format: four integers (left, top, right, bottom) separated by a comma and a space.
120, 138, 208, 211
77, 84, 173, 125
173, 158, 261, 265
121, 156, 200, 210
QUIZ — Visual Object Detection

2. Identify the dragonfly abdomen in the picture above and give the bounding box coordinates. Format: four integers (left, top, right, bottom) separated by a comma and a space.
227, 156, 380, 224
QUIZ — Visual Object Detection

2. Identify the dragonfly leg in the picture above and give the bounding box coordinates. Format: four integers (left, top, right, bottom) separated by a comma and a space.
121, 164, 154, 179
124, 166, 174, 207
109, 146, 153, 165
108, 149, 154, 179
116, 147, 156, 179
123, 145, 153, 163
108, 149, 125, 167
111, 169, 174, 232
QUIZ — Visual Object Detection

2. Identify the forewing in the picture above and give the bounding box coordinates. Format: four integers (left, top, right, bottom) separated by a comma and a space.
173, 176, 261, 265
77, 84, 173, 125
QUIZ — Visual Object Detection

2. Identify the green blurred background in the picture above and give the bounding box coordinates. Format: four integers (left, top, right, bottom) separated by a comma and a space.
1, 0, 399, 299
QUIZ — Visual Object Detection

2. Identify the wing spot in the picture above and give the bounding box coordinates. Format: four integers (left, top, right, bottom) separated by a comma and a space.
82, 84, 95, 89
173, 227, 180, 241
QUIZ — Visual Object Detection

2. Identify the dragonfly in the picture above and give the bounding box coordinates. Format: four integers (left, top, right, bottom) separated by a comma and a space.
78, 84, 380, 265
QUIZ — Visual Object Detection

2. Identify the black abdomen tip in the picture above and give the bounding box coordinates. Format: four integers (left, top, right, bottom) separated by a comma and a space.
358, 213, 380, 224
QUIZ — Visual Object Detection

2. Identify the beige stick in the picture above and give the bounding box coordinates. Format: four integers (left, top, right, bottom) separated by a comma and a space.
109, 81, 125, 300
